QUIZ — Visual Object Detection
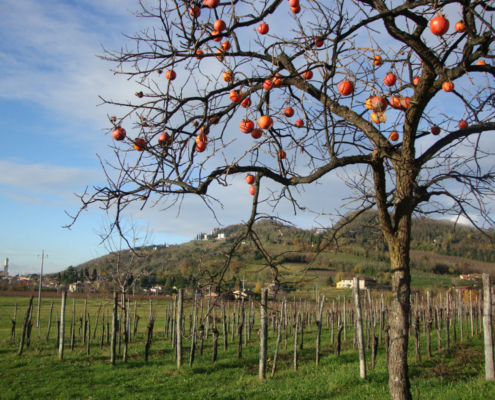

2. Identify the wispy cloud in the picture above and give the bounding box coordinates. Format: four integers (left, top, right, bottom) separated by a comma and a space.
0, 160, 103, 203
0, 0, 142, 129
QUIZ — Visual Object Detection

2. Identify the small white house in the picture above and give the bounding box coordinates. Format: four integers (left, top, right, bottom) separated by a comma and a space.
336, 277, 376, 289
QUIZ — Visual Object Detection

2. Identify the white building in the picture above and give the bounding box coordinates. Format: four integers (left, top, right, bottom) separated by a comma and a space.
336, 277, 377, 289
4, 258, 8, 277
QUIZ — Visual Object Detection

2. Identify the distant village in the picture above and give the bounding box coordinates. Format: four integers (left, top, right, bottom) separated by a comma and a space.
1, 253, 484, 300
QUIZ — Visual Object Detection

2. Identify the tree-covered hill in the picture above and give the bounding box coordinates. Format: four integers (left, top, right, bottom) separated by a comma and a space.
62, 213, 495, 289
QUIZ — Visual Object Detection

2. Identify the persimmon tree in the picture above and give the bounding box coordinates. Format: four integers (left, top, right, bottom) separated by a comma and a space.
68, 0, 495, 398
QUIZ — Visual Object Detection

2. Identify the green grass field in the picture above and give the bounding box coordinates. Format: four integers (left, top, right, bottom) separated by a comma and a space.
0, 295, 494, 399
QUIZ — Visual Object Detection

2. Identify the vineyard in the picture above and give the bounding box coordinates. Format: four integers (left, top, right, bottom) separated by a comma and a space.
1, 278, 494, 399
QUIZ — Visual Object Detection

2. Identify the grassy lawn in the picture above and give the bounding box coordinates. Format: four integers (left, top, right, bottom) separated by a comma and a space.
0, 295, 494, 399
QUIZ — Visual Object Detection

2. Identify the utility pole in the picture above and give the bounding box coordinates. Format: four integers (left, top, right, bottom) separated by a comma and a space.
241, 277, 247, 292
37, 250, 48, 328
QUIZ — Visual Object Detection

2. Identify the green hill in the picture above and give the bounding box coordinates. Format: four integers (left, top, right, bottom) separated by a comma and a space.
61, 212, 495, 291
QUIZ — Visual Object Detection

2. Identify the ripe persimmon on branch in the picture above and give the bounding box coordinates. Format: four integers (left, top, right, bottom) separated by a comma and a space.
66, 0, 495, 398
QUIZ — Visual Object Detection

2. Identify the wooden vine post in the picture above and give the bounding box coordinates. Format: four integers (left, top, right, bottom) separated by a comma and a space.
482, 274, 495, 381
259, 289, 268, 380
176, 289, 183, 369
353, 278, 366, 379
11, 303, 17, 340
46, 301, 54, 342
58, 291, 67, 360
110, 291, 118, 365
293, 310, 299, 371
316, 295, 325, 366
271, 299, 284, 378
189, 295, 198, 368
17, 296, 34, 356
222, 299, 228, 351
83, 299, 87, 344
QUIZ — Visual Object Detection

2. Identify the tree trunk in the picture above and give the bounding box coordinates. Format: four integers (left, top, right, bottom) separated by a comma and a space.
387, 239, 412, 399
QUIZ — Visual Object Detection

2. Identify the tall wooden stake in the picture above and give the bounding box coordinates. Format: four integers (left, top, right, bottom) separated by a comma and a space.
483, 274, 495, 381
17, 296, 33, 356
176, 289, 183, 369
58, 291, 67, 360
271, 299, 284, 378
110, 292, 117, 365
259, 289, 268, 380
353, 278, 366, 379
36, 250, 47, 328
46, 301, 54, 342
316, 295, 325, 366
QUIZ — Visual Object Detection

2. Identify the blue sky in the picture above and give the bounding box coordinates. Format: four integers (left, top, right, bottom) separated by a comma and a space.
0, 0, 341, 275
0, 0, 490, 275
0, 0, 186, 275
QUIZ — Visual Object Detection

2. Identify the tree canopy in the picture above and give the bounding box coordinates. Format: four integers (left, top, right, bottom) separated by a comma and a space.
67, 1, 495, 398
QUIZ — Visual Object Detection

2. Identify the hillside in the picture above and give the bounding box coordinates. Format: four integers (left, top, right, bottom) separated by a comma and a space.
66, 213, 495, 290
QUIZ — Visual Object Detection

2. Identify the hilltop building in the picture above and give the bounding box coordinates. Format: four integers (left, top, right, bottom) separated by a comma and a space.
336, 277, 377, 289
3, 258, 8, 277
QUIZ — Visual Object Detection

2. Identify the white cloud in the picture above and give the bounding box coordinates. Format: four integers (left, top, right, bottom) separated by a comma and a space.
0, 0, 142, 130
0, 159, 103, 202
